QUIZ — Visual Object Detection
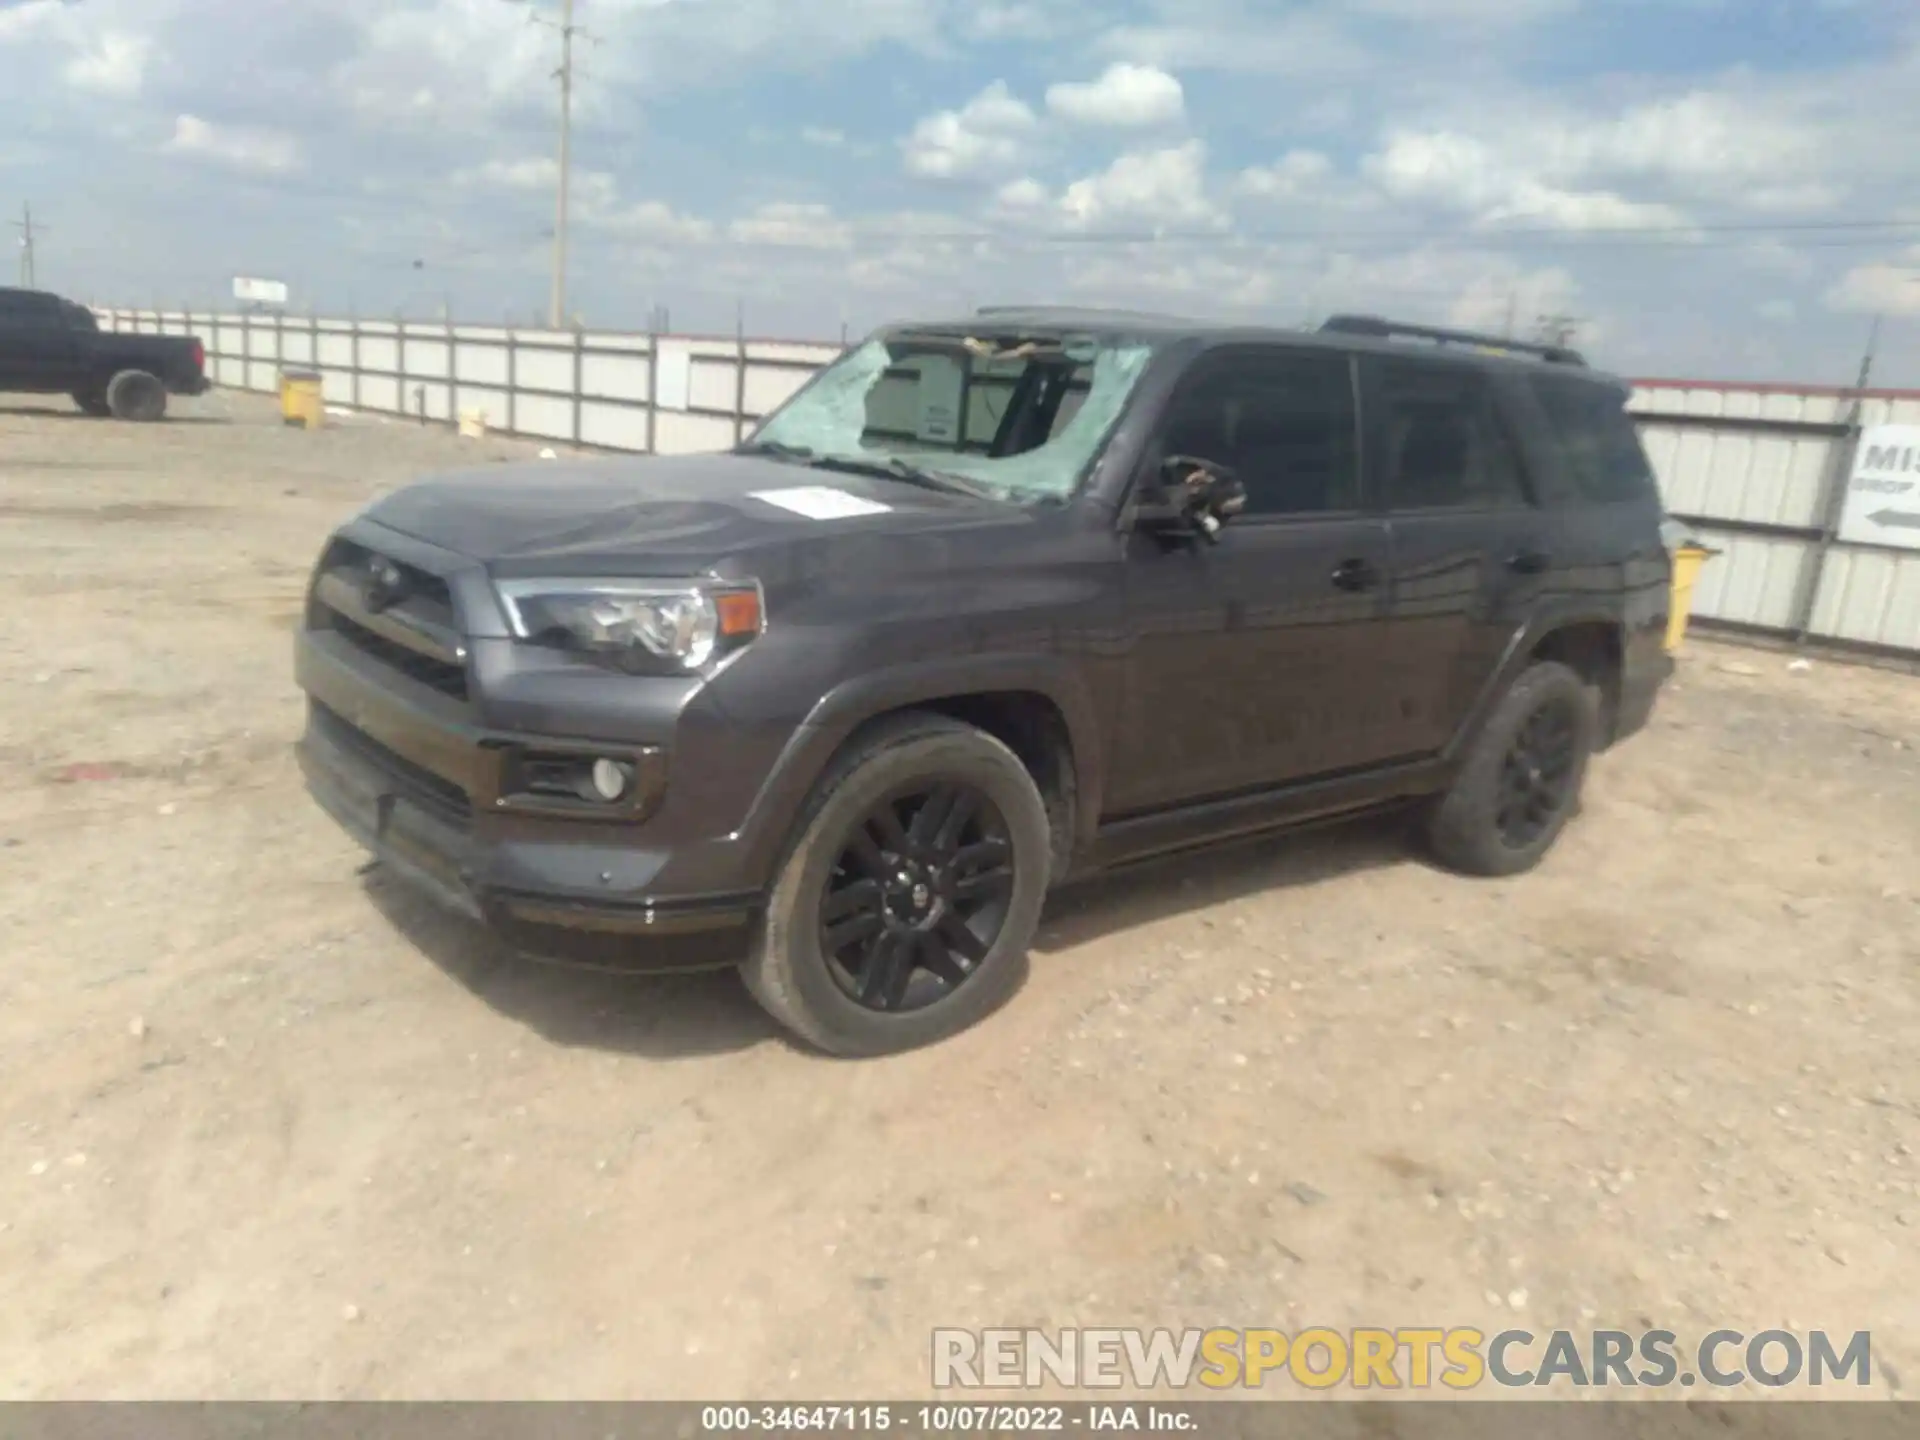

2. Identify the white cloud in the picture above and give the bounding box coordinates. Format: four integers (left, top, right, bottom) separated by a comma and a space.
994, 177, 1051, 211
1366, 129, 1690, 232
162, 115, 302, 175
901, 81, 1038, 179
456, 158, 708, 242
1446, 267, 1583, 335
63, 30, 147, 96
1045, 63, 1185, 127
457, 157, 563, 192
1350, 0, 1574, 20
0, 0, 61, 44
596, 200, 715, 244
1059, 140, 1222, 228
801, 126, 846, 148
1826, 252, 1920, 317
1100, 12, 1371, 79
1236, 150, 1334, 200
729, 202, 853, 250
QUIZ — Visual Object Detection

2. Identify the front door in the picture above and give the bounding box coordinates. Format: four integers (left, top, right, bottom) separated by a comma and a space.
1110, 345, 1398, 818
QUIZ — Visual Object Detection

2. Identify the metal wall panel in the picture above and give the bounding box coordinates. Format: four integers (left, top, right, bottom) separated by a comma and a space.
1809, 547, 1920, 650
1641, 423, 1836, 529
1685, 528, 1815, 631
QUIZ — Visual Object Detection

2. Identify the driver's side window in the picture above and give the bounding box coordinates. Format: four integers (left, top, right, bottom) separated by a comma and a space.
1157, 349, 1360, 516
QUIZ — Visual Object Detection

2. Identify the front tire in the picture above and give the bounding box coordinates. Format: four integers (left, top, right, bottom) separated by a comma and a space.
743, 713, 1051, 1057
1424, 660, 1596, 877
105, 369, 168, 422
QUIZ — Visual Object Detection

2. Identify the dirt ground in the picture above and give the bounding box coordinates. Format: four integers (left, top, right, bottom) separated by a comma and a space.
1, 391, 1917, 1402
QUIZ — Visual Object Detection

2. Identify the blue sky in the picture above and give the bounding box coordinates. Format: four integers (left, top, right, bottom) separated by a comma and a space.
5, 0, 1920, 384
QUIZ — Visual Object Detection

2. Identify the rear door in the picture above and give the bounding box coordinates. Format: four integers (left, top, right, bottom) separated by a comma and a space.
0, 291, 81, 391
1111, 344, 1397, 816
1364, 358, 1551, 755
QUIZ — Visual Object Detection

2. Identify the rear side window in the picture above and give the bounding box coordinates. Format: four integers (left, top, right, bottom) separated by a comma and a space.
1530, 376, 1658, 504
1372, 361, 1528, 512
0, 292, 62, 329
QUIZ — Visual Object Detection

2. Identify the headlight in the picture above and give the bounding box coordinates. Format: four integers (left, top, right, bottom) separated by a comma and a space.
494, 579, 763, 671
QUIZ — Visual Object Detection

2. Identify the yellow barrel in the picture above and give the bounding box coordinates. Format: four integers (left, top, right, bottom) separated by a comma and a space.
1666, 543, 1717, 653
279, 368, 325, 430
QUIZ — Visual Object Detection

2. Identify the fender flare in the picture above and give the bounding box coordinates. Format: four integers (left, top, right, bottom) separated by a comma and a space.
1443, 604, 1625, 766
731, 653, 1105, 886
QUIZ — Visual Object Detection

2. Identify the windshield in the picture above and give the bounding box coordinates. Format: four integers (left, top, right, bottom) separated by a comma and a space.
744, 330, 1157, 501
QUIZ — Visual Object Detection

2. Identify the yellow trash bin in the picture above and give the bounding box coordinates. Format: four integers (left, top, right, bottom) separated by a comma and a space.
279, 369, 325, 430
1666, 543, 1718, 653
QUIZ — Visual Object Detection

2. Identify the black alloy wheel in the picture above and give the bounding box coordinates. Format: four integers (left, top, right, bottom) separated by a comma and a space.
817, 781, 1015, 1013
1495, 697, 1580, 848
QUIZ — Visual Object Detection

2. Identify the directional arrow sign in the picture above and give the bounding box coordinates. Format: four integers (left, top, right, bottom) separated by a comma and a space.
1839, 425, 1920, 551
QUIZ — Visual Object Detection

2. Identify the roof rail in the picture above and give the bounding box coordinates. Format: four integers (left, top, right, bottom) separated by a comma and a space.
1319, 314, 1588, 368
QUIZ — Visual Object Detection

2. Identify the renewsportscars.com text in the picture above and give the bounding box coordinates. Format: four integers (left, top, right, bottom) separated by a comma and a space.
931, 1327, 1873, 1391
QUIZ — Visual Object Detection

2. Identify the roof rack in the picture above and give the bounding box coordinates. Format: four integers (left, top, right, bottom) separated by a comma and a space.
1319, 314, 1588, 368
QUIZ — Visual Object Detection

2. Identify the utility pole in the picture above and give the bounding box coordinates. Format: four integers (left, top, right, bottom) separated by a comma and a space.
551, 0, 575, 328
505, 0, 586, 326
13, 203, 39, 288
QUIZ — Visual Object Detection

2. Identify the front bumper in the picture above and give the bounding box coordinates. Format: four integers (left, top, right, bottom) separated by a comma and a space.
295, 628, 761, 972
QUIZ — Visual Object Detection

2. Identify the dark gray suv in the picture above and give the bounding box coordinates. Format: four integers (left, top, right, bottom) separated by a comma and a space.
294, 308, 1675, 1055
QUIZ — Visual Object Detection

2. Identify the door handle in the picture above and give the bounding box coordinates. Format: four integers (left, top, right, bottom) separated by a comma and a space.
1507, 550, 1551, 575
1330, 558, 1380, 592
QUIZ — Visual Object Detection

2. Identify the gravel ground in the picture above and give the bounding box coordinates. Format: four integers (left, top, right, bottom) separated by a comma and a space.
1, 391, 1917, 1402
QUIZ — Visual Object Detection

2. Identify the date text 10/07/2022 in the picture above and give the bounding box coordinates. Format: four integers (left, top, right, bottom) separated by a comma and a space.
699, 1405, 1199, 1432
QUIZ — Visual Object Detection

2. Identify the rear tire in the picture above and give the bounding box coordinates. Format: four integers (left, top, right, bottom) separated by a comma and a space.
72, 387, 111, 417
1424, 660, 1595, 877
105, 369, 167, 422
743, 713, 1050, 1057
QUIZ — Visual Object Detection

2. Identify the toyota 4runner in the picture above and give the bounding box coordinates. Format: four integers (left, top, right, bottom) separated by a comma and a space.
294, 308, 1675, 1055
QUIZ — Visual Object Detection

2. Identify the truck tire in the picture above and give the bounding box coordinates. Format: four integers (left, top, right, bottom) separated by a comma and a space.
72, 387, 111, 417
1424, 660, 1596, 877
105, 369, 168, 423
743, 712, 1050, 1057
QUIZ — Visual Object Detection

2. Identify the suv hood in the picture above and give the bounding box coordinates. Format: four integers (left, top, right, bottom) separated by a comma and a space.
360, 452, 1014, 573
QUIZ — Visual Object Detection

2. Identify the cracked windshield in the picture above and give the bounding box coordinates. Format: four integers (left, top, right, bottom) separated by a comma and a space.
749, 333, 1155, 500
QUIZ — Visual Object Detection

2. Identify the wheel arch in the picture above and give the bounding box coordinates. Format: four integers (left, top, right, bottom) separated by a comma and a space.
1445, 607, 1628, 766
737, 655, 1102, 889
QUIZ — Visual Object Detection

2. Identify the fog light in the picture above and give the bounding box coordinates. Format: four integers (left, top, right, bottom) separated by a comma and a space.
589, 758, 632, 801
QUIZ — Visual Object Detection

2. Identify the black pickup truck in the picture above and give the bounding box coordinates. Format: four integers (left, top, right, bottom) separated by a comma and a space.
0, 287, 210, 421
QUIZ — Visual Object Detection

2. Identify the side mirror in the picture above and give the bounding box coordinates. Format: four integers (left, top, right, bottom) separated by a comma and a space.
1133, 455, 1247, 543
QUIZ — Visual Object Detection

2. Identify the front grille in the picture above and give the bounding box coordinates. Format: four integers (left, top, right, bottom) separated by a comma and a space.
328, 611, 470, 699
312, 538, 469, 701
321, 539, 454, 621
310, 701, 471, 826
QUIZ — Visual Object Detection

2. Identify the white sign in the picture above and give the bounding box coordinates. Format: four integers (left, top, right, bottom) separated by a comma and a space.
748, 487, 892, 520
1839, 425, 1920, 552
654, 342, 691, 413
232, 276, 289, 306
912, 353, 966, 445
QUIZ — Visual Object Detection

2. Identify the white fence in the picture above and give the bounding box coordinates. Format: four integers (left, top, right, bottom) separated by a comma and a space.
96, 306, 843, 457
94, 307, 1920, 661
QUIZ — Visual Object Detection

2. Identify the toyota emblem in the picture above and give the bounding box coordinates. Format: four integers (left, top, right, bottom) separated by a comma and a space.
363, 556, 406, 611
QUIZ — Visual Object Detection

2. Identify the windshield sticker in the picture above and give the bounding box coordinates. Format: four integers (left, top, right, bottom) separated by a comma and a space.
749, 486, 894, 520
